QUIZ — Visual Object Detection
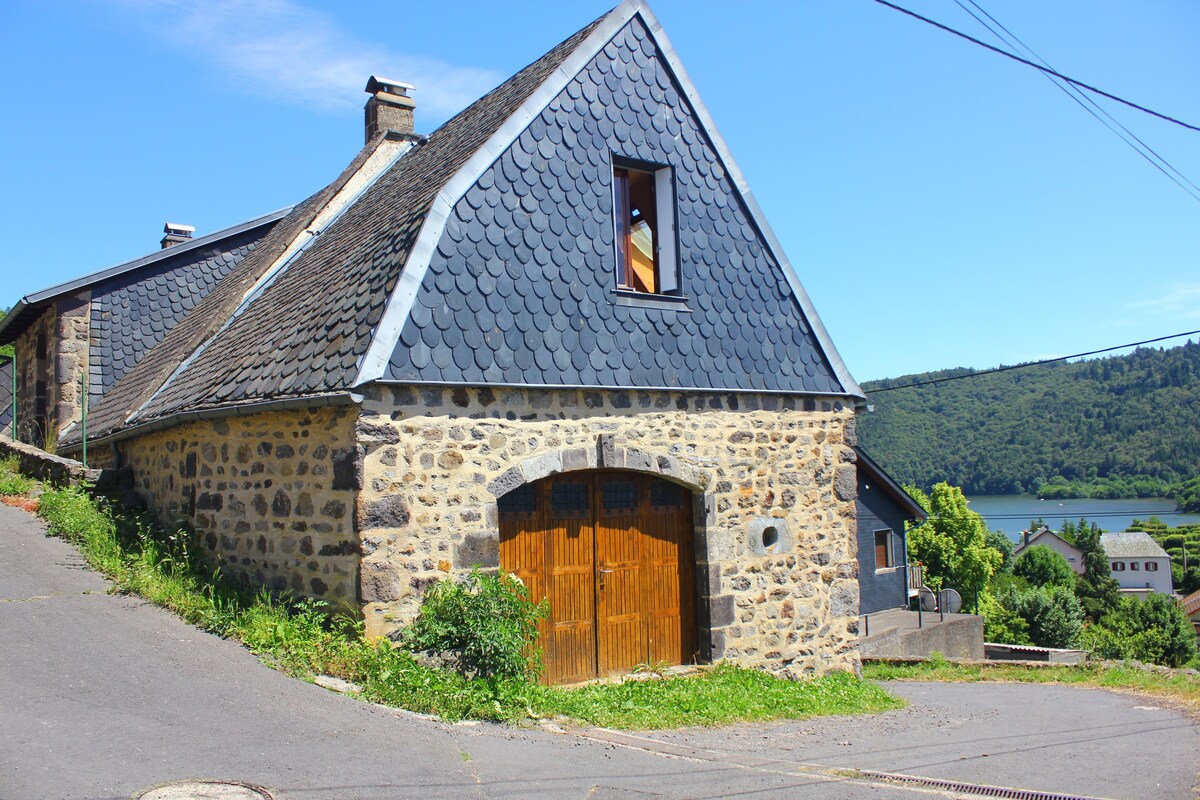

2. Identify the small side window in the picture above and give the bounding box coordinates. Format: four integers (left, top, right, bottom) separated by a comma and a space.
1146, 561, 1158, 572
1112, 561, 1125, 571
874, 529, 893, 570
612, 158, 677, 295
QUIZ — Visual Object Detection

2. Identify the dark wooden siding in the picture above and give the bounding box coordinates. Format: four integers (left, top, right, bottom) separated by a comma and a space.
856, 474, 911, 615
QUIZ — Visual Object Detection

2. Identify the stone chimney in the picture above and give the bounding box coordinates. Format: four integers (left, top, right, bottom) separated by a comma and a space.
364, 76, 415, 143
161, 222, 195, 249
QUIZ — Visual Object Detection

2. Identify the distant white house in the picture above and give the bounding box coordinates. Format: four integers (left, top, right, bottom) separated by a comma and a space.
1013, 527, 1085, 574
1101, 531, 1173, 598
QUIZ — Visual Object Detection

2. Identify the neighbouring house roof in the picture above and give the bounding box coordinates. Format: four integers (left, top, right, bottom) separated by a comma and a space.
1100, 531, 1170, 559
62, 0, 862, 450
855, 448, 927, 522
1180, 588, 1200, 617
1012, 527, 1083, 559
0, 208, 290, 351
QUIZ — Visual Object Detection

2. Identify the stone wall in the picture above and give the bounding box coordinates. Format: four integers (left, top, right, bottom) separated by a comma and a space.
12, 307, 56, 446
117, 406, 361, 607
0, 434, 102, 488
54, 293, 90, 436
356, 385, 860, 678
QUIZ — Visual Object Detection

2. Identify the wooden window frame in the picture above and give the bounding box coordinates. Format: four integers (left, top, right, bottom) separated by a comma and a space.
873, 529, 894, 572
611, 156, 678, 297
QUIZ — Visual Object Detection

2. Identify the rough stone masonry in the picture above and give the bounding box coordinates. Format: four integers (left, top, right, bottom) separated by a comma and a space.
355, 385, 861, 678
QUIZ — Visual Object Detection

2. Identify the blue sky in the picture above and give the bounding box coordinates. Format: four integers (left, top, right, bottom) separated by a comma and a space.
2, 0, 1197, 382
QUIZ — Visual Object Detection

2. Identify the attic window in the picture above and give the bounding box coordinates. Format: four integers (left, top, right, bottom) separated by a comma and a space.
612, 159, 677, 296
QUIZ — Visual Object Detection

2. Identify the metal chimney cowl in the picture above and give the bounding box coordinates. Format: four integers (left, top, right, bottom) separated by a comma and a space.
364, 76, 415, 143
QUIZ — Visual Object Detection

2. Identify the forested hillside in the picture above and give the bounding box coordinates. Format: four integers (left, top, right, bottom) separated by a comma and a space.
858, 341, 1200, 495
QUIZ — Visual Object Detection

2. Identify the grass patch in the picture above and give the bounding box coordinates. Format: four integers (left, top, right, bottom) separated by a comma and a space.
863, 659, 1200, 711
4, 459, 903, 727
535, 665, 902, 728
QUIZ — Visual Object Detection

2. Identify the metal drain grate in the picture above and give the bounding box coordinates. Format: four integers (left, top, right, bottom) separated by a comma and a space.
135, 779, 274, 800
850, 770, 1110, 800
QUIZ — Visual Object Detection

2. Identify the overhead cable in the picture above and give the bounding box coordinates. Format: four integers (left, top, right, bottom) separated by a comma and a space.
870, 0, 1200, 133
868, 329, 1200, 393
951, 0, 1200, 203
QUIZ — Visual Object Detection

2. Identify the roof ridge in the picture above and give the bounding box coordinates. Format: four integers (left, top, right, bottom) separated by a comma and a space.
22, 207, 291, 305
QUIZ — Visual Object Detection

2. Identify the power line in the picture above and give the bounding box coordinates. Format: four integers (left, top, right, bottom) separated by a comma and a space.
867, 329, 1200, 394
871, 0, 1200, 134
951, 0, 1200, 203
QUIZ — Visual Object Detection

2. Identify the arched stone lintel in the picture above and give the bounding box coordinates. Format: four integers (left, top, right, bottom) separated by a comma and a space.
484, 435, 710, 499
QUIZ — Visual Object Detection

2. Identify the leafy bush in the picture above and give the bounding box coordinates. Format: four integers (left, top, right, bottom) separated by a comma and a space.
1088, 595, 1198, 667
1013, 545, 1075, 589
998, 584, 1084, 649
401, 569, 547, 681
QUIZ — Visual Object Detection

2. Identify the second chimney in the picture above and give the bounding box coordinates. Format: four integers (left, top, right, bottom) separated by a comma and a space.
364, 76, 415, 143
161, 222, 195, 249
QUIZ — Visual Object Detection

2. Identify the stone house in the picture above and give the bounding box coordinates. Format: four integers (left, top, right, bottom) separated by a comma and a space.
2, 1, 868, 683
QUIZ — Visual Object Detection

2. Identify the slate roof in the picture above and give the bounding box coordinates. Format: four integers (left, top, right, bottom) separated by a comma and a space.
65, 0, 862, 448
380, 16, 844, 392
1013, 527, 1082, 558
1100, 531, 1170, 559
0, 209, 287, 349
88, 223, 273, 396
67, 15, 602, 446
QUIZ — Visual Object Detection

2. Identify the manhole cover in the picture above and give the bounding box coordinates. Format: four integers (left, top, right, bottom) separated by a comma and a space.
135, 780, 273, 800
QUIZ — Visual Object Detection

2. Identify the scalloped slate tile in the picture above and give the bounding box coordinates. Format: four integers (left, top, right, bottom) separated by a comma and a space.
385, 15, 843, 394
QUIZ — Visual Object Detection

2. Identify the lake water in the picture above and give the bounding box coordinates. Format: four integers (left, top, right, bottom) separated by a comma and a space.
965, 495, 1200, 541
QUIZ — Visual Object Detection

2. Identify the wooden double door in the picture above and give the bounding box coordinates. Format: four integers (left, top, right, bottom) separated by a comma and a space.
498, 470, 698, 684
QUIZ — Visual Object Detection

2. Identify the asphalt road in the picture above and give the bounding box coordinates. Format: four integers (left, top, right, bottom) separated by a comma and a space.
2, 501, 1197, 800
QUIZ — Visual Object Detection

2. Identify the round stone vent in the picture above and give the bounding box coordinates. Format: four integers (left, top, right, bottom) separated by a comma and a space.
747, 517, 793, 556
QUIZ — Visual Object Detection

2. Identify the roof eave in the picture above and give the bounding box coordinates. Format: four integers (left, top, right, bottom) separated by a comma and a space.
854, 447, 927, 520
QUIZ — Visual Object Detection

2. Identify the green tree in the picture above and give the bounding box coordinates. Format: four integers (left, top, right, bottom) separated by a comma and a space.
1013, 546, 1074, 589
1173, 477, 1200, 512
906, 483, 1002, 609
1072, 520, 1122, 621
986, 529, 1014, 572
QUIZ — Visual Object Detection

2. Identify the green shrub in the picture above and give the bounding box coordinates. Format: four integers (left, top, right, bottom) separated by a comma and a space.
1092, 595, 1198, 667
0, 457, 34, 496
979, 588, 1032, 645
401, 568, 547, 681
998, 584, 1084, 649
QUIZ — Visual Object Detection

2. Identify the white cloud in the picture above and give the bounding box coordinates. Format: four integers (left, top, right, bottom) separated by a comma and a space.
113, 0, 502, 119
1127, 282, 1200, 321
